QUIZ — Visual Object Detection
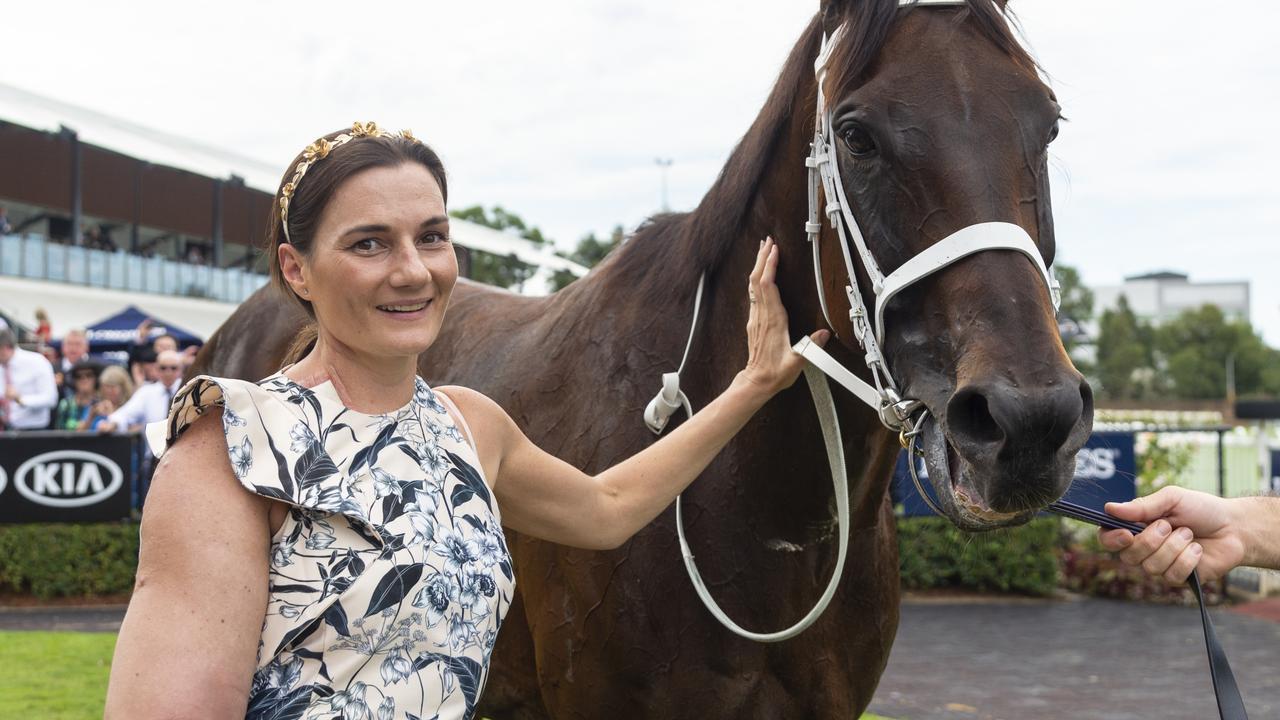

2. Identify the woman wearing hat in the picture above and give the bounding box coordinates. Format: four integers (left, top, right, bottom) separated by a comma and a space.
53, 359, 102, 431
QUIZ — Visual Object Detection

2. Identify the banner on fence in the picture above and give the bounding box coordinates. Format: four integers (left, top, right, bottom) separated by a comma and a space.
0, 432, 135, 522
891, 431, 1138, 518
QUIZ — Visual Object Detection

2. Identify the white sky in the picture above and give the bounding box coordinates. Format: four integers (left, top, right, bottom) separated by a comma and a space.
4, 0, 1278, 343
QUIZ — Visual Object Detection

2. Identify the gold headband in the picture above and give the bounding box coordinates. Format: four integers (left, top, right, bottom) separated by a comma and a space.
279, 121, 419, 244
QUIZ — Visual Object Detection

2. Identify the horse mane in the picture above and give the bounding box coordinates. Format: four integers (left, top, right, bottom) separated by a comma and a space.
606, 0, 1037, 310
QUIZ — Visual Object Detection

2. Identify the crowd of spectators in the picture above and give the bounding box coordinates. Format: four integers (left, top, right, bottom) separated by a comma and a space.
0, 312, 197, 435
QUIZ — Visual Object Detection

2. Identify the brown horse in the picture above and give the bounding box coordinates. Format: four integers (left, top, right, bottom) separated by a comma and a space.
192, 1, 1091, 716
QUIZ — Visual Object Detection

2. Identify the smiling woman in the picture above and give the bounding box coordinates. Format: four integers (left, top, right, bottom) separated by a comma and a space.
102, 122, 822, 720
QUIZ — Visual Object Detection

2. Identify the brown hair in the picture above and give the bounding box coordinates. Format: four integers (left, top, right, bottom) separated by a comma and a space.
266, 128, 449, 362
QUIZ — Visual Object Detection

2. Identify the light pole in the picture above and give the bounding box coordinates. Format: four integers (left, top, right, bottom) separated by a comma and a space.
655, 158, 673, 212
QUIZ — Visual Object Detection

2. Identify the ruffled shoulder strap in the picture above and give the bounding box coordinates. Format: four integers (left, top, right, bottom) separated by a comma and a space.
146, 374, 312, 507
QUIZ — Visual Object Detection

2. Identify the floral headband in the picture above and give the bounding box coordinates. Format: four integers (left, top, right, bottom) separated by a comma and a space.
278, 121, 419, 244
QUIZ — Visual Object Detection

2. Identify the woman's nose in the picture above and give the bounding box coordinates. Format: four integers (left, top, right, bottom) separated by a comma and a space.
390, 240, 432, 287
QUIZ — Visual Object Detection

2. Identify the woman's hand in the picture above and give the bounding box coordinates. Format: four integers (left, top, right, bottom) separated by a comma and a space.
738, 237, 830, 397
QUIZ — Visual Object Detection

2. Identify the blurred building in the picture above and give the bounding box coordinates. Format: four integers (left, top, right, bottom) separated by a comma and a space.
0, 81, 585, 340
1094, 271, 1250, 324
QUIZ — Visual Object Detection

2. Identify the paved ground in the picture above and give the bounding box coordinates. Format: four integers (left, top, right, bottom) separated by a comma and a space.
0, 604, 126, 632
3, 598, 1277, 718
868, 596, 1280, 720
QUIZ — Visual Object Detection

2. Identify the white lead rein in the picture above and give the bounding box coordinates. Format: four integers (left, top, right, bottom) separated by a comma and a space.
645, 274, 882, 642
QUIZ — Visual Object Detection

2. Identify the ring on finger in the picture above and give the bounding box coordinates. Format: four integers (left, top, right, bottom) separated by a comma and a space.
748, 290, 757, 303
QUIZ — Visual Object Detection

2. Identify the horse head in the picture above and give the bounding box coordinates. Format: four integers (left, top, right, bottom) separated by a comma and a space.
813, 0, 1092, 531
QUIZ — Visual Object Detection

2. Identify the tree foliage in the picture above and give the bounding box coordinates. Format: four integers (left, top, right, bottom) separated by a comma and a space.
1153, 305, 1280, 399
1094, 298, 1280, 400
1095, 295, 1155, 399
1054, 264, 1095, 372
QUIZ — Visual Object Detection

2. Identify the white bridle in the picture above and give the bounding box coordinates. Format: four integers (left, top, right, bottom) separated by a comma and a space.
645, 0, 1062, 642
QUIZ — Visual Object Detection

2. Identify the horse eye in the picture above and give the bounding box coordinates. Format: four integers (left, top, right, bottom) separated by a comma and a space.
839, 124, 877, 157
1047, 119, 1061, 144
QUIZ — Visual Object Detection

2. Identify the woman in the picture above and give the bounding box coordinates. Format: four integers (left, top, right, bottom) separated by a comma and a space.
82, 365, 134, 431
104, 123, 826, 719
52, 359, 100, 430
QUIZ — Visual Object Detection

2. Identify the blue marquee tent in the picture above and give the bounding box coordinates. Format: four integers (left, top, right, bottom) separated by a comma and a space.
81, 305, 203, 355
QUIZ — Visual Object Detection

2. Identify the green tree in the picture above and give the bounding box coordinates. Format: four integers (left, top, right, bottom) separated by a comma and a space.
549, 225, 625, 291
1055, 264, 1094, 328
1054, 264, 1094, 372
449, 205, 551, 290
1095, 295, 1155, 400
1153, 305, 1280, 399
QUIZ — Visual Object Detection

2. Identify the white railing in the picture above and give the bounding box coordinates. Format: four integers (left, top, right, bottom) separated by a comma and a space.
0, 234, 267, 303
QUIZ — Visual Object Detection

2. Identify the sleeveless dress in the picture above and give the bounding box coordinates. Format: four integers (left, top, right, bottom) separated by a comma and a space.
147, 371, 515, 720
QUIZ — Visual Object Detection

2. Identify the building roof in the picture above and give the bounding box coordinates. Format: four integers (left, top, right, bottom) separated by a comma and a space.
1124, 271, 1188, 282
0, 80, 282, 193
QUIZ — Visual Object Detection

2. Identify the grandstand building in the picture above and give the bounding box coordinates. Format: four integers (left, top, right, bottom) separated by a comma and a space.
0, 81, 585, 341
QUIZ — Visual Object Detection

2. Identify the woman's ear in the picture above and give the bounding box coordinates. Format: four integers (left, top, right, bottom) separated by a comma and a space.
277, 243, 309, 299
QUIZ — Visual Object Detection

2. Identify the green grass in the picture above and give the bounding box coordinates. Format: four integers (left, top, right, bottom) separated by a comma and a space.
0, 631, 116, 719
0, 630, 900, 719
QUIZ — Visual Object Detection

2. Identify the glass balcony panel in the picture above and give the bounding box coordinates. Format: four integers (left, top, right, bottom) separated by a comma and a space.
1, 236, 21, 276
46, 244, 67, 282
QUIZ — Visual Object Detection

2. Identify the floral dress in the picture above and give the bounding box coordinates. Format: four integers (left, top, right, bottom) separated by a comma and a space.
148, 372, 515, 720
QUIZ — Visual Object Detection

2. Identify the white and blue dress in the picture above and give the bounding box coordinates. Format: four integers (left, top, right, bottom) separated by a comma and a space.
151, 372, 514, 720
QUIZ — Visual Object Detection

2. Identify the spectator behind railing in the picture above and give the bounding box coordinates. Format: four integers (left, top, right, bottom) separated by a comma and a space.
34, 308, 52, 344
59, 328, 90, 374
0, 328, 59, 430
83, 364, 134, 431
38, 344, 65, 399
96, 350, 183, 434
53, 359, 102, 430
0, 206, 11, 235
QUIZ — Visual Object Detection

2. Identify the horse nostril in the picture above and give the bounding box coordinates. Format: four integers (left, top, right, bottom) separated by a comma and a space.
1079, 378, 1095, 421
947, 386, 1003, 447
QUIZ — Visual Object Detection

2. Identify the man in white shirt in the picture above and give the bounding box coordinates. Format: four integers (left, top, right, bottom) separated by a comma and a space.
96, 350, 185, 433
0, 329, 60, 430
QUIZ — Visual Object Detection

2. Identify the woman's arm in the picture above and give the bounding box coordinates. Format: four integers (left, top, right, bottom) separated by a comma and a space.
104, 413, 274, 719
448, 238, 828, 550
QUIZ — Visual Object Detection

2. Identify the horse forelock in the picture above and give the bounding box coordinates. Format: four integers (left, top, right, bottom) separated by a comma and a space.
825, 0, 1040, 106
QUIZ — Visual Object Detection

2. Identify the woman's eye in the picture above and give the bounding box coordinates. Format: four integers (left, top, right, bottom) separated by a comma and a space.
418, 232, 448, 246
352, 238, 380, 252
839, 124, 877, 157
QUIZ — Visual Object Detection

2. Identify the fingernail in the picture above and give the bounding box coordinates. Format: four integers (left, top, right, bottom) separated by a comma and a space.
1190, 544, 1202, 556
1175, 527, 1193, 542
1155, 521, 1171, 537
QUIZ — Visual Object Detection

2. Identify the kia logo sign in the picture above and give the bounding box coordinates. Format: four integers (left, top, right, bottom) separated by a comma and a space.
13, 450, 124, 508
0, 466, 7, 495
